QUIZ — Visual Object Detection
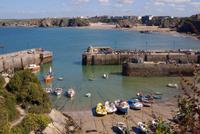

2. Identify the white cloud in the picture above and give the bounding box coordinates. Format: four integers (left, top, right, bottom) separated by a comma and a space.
99, 0, 109, 4
118, 0, 134, 4
153, 0, 191, 4
154, 2, 165, 6
191, 2, 200, 7
73, 0, 89, 4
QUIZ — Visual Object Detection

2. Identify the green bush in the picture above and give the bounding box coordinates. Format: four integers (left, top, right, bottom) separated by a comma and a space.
7, 70, 51, 114
12, 113, 51, 134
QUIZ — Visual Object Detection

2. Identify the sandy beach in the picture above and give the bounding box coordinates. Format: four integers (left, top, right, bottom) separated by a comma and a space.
84, 23, 199, 40
64, 99, 177, 134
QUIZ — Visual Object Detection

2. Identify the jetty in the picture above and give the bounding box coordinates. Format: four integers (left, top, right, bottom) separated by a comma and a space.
82, 46, 200, 76
0, 48, 52, 72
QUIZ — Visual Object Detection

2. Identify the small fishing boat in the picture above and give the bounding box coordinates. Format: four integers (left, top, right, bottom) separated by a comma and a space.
167, 83, 178, 88
128, 99, 143, 110
27, 64, 40, 72
44, 67, 54, 83
102, 73, 109, 79
85, 92, 91, 97
44, 88, 52, 94
143, 102, 151, 107
58, 77, 64, 81
128, 100, 143, 110
96, 103, 107, 116
104, 101, 117, 114
115, 100, 129, 114
137, 122, 148, 133
54, 88, 63, 96
153, 95, 162, 99
113, 122, 129, 134
155, 92, 162, 95
67, 88, 76, 98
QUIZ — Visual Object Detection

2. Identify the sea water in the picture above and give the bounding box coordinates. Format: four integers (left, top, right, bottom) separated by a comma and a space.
0, 27, 200, 111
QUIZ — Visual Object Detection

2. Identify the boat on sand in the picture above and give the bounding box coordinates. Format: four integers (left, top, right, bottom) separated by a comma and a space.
96, 103, 107, 116
104, 101, 117, 114
115, 100, 129, 114
112, 122, 129, 134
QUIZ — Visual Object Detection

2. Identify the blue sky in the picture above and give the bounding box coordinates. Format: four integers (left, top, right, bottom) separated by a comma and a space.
0, 0, 200, 19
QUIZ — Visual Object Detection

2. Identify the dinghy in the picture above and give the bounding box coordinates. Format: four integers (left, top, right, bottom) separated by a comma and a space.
167, 83, 178, 88
128, 99, 143, 110
58, 77, 64, 81
44, 88, 52, 94
54, 88, 63, 96
104, 101, 117, 114
115, 100, 129, 114
137, 122, 148, 133
67, 88, 75, 98
85, 92, 91, 97
102, 73, 109, 79
96, 103, 107, 116
113, 122, 129, 134
44, 66, 54, 83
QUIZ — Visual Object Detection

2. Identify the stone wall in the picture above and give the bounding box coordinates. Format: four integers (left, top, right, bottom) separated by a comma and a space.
0, 48, 52, 72
122, 63, 195, 76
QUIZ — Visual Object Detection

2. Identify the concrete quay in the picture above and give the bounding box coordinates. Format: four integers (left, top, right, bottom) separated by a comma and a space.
0, 48, 52, 72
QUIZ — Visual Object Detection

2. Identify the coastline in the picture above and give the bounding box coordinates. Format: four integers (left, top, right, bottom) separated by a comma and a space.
80, 23, 200, 41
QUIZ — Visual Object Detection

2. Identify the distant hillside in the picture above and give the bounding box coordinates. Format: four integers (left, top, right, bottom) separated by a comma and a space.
0, 14, 200, 38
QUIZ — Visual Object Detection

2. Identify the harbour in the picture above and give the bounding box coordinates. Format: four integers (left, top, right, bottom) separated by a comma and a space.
1, 27, 200, 112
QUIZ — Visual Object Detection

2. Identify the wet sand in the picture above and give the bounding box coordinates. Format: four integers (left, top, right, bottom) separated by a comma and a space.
64, 100, 177, 134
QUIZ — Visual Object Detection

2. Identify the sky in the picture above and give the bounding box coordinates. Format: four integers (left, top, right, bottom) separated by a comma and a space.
0, 0, 200, 19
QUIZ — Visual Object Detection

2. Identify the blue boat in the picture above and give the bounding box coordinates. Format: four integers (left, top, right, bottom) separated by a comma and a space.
114, 100, 129, 114
128, 99, 143, 110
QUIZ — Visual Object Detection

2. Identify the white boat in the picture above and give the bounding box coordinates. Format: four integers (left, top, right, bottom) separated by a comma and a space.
67, 88, 75, 98
102, 73, 109, 79
128, 99, 143, 110
58, 77, 64, 81
104, 101, 117, 114
44, 88, 52, 94
138, 122, 148, 133
114, 100, 129, 114
85, 92, 91, 97
167, 83, 178, 88
113, 122, 129, 134
27, 64, 40, 72
54, 88, 63, 96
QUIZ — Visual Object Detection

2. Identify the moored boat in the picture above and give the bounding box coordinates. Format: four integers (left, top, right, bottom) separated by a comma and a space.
112, 122, 129, 134
67, 88, 76, 98
104, 101, 117, 114
96, 103, 107, 116
102, 73, 109, 79
167, 83, 178, 88
44, 67, 54, 83
54, 88, 63, 96
27, 64, 40, 72
44, 88, 52, 94
58, 77, 64, 81
115, 100, 129, 114
85, 92, 91, 97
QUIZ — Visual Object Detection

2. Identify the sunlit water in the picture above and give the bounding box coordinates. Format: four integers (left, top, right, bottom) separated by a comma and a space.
0, 27, 199, 111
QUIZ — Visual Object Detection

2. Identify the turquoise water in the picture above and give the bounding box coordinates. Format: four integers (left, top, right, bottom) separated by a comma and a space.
0, 27, 200, 111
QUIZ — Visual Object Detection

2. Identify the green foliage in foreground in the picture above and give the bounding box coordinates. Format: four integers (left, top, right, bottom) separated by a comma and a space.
7, 70, 51, 113
11, 113, 51, 134
0, 75, 18, 134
